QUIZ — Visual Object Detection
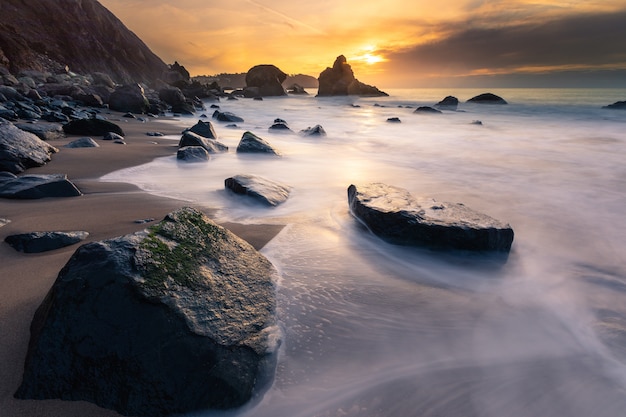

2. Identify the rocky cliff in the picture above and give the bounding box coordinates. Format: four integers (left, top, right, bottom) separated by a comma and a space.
0, 0, 168, 84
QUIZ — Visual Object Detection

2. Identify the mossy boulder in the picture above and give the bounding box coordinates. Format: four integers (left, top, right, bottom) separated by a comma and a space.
15, 207, 281, 416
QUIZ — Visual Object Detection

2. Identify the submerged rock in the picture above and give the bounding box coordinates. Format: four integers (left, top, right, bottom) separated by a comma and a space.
213, 110, 244, 123
602, 101, 626, 110
387, 117, 402, 123
0, 122, 59, 174
177, 146, 210, 162
15, 207, 280, 416
5, 231, 89, 253
467, 93, 508, 105
300, 125, 327, 137
0, 173, 82, 199
237, 131, 281, 155
414, 106, 442, 114
225, 174, 290, 206
348, 183, 514, 252
435, 96, 459, 111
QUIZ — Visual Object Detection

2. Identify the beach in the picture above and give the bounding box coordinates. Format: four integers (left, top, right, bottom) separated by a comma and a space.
0, 114, 282, 417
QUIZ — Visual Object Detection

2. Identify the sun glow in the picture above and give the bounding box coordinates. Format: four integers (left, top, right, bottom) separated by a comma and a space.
351, 45, 386, 66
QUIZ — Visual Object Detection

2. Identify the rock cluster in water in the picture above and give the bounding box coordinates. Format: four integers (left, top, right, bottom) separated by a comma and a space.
15, 207, 281, 416
317, 55, 388, 97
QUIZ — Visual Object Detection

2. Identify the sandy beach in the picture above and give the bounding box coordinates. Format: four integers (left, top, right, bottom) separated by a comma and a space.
0, 113, 283, 417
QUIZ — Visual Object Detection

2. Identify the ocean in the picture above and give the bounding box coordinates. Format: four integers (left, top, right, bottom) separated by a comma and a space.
103, 88, 626, 416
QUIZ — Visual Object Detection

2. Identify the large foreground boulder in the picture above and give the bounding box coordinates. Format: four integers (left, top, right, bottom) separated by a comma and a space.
108, 84, 150, 113
15, 207, 281, 416
317, 55, 387, 97
225, 174, 290, 206
5, 231, 89, 253
348, 183, 514, 251
0, 173, 82, 199
62, 118, 125, 137
0, 122, 59, 174
245, 65, 287, 97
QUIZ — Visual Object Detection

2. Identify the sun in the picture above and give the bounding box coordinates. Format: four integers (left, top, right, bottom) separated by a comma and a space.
352, 45, 386, 65
362, 53, 383, 65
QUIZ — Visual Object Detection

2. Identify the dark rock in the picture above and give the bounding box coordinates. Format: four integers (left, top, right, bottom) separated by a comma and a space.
109, 84, 150, 113
414, 106, 442, 114
113, 139, 126, 145
75, 92, 104, 107
286, 83, 308, 95
0, 173, 82, 199
103, 131, 124, 141
185, 120, 217, 139
225, 174, 290, 206
0, 122, 58, 173
17, 108, 40, 120
15, 122, 65, 141
268, 122, 292, 133
159, 86, 195, 114
0, 106, 18, 121
179, 131, 228, 153
317, 55, 388, 97
41, 111, 70, 123
467, 93, 508, 104
64, 137, 100, 148
177, 146, 210, 162
123, 112, 136, 119
471, 120, 483, 125
387, 117, 402, 123
237, 131, 280, 155
245, 65, 287, 97
213, 110, 244, 123
91, 72, 116, 88
5, 231, 89, 253
253, 96, 264, 101
347, 183, 514, 252
146, 131, 164, 137
210, 104, 220, 109
0, 86, 25, 101
62, 118, 125, 137
602, 101, 626, 110
435, 96, 459, 111
15, 207, 280, 416
299, 125, 326, 137
133, 218, 155, 224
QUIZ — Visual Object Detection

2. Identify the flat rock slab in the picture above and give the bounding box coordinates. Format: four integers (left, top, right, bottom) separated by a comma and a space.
15, 207, 280, 416
5, 231, 89, 253
0, 173, 82, 199
0, 122, 59, 174
348, 183, 514, 252
225, 174, 290, 206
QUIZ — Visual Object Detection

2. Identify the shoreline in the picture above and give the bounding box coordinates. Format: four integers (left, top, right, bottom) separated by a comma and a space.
0, 112, 283, 417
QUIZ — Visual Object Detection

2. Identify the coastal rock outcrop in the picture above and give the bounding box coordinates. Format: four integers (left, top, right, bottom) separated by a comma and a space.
225, 174, 290, 206
348, 183, 514, 252
317, 55, 388, 97
467, 93, 508, 104
5, 231, 89, 253
0, 122, 58, 173
244, 65, 287, 97
0, 173, 82, 199
15, 207, 281, 416
108, 84, 150, 114
236, 131, 281, 155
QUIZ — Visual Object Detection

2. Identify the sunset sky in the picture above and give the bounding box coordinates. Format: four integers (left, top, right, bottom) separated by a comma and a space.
99, 0, 626, 88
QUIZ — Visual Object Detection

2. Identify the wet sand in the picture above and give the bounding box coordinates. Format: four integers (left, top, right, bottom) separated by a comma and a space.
0, 113, 283, 417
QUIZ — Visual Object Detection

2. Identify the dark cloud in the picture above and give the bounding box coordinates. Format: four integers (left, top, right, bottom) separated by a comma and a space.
385, 10, 626, 76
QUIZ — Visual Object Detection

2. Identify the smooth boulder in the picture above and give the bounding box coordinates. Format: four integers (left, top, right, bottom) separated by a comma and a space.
0, 122, 59, 174
108, 84, 150, 113
179, 131, 228, 153
5, 231, 89, 253
15, 207, 280, 416
64, 137, 100, 148
467, 93, 508, 104
348, 183, 514, 251
435, 96, 459, 111
177, 146, 210, 162
0, 173, 82, 199
225, 174, 290, 206
213, 110, 244, 123
236, 131, 281, 155
414, 106, 442, 114
185, 120, 218, 139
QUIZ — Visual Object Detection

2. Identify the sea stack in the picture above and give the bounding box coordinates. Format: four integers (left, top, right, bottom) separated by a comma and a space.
317, 55, 388, 97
